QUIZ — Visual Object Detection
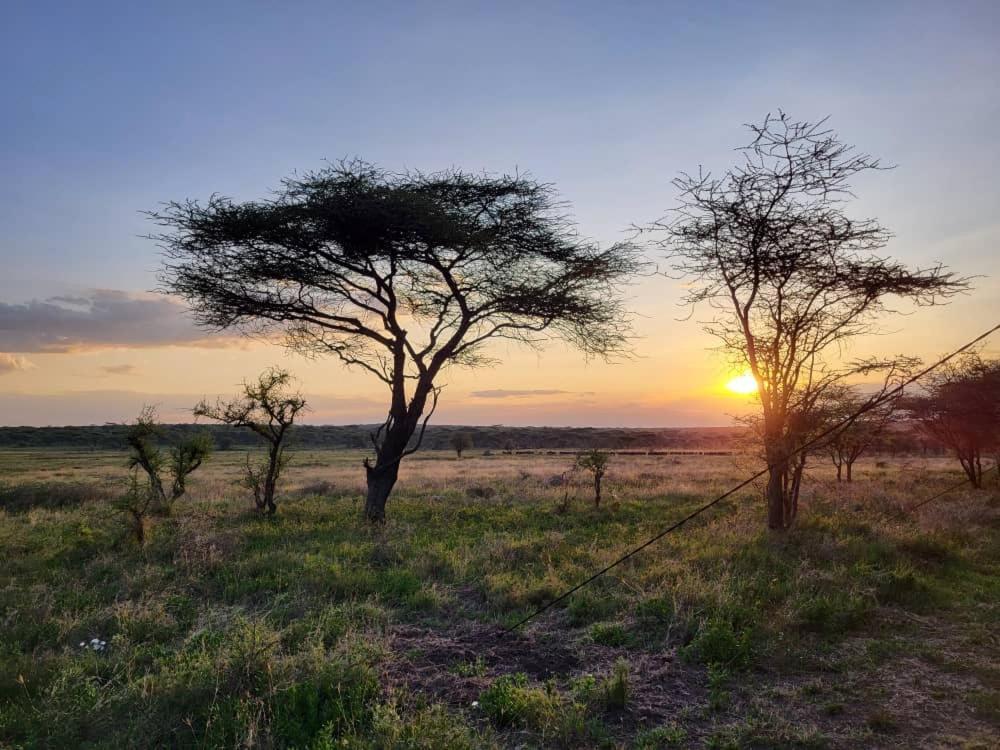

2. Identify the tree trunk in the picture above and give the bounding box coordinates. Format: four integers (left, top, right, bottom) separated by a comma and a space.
845, 460, 853, 483
835, 463, 842, 482
766, 465, 787, 530
364, 459, 400, 523
789, 458, 805, 523
594, 474, 602, 507
960, 452, 982, 488
263, 445, 281, 515
148, 475, 169, 516
765, 433, 792, 530
363, 375, 436, 523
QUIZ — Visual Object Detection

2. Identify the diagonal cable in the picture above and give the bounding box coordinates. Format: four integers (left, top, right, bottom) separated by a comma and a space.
505, 322, 1000, 632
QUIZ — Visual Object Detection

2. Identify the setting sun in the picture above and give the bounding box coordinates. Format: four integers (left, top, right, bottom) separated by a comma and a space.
725, 372, 759, 395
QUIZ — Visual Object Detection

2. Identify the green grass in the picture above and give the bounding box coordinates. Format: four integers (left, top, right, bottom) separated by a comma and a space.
0, 450, 997, 747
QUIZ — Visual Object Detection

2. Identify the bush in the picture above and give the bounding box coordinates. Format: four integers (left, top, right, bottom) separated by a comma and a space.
566, 591, 622, 626
466, 485, 497, 499
683, 617, 753, 669
794, 592, 870, 635
271, 660, 379, 745
602, 659, 629, 710
478, 673, 561, 729
589, 621, 629, 647
372, 703, 488, 749
636, 723, 688, 747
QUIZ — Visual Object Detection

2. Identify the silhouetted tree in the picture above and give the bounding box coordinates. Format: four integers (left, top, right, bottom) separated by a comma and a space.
153, 161, 641, 522
907, 353, 1000, 487
824, 385, 902, 482
576, 449, 610, 507
450, 432, 473, 459
650, 112, 966, 529
126, 406, 211, 515
194, 367, 307, 514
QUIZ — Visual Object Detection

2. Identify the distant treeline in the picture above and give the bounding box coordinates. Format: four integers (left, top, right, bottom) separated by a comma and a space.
0, 424, 749, 452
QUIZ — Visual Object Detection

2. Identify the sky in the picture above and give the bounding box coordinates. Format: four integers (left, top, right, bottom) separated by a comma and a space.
1, 1, 998, 427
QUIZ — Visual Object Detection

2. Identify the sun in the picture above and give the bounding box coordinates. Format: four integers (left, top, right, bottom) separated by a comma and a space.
725, 372, 758, 395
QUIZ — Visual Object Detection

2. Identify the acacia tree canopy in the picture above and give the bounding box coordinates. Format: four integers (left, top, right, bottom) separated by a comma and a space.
153, 161, 642, 521
650, 112, 967, 529
907, 353, 1000, 487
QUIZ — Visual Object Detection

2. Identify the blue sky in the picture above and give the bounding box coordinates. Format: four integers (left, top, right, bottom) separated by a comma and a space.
1, 1, 998, 425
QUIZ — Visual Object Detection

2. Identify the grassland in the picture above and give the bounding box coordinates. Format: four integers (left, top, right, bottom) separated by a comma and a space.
1, 449, 998, 748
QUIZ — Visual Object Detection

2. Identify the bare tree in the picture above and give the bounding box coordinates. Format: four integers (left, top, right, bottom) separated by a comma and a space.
649, 112, 966, 529
824, 385, 902, 482
576, 449, 610, 507
906, 353, 1000, 488
126, 406, 212, 515
194, 367, 307, 514
153, 162, 641, 522
450, 431, 473, 459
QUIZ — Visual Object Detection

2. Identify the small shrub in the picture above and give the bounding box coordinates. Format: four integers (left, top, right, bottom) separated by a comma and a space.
794, 592, 870, 635
875, 565, 937, 610
453, 656, 488, 677
478, 673, 561, 729
683, 618, 753, 669
271, 659, 380, 745
636, 723, 688, 747
590, 621, 629, 647
601, 659, 629, 710
466, 485, 497, 499
569, 674, 598, 704
707, 664, 730, 711
567, 591, 622, 626
633, 596, 695, 644
372, 703, 487, 749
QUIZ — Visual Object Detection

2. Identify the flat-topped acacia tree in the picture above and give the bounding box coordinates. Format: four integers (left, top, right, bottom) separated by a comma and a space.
152, 162, 641, 522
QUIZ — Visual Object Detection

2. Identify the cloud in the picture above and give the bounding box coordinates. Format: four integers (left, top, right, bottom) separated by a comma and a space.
0, 290, 240, 352
0, 390, 388, 427
469, 389, 587, 399
101, 364, 138, 376
0, 353, 34, 375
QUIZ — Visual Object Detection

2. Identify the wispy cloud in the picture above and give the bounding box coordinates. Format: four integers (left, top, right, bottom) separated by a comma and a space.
0, 390, 388, 426
0, 290, 241, 352
469, 389, 592, 399
101, 364, 138, 376
0, 353, 34, 375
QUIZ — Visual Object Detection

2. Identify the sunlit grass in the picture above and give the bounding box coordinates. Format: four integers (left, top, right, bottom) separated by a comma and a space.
0, 450, 997, 747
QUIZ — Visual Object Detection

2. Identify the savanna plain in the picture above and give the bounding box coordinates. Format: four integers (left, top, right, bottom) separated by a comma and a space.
1, 449, 998, 749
